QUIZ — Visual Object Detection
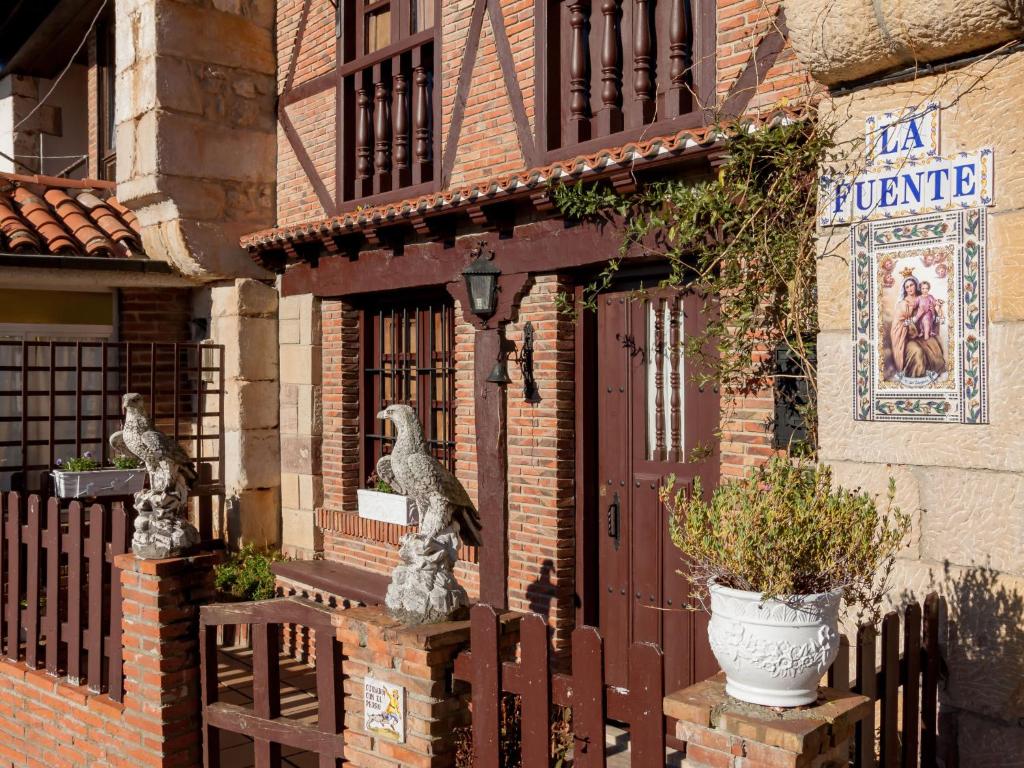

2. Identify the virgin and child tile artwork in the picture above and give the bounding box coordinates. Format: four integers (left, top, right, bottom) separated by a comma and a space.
851, 209, 988, 423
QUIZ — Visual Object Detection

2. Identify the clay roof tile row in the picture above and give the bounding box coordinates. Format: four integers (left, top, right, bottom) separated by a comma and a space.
0, 172, 144, 259
240, 122, 736, 253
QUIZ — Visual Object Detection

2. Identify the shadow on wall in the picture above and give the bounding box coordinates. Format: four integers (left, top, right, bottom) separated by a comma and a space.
900, 560, 1024, 765
525, 559, 556, 619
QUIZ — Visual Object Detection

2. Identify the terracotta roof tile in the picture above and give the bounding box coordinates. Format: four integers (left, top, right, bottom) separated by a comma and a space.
240, 123, 727, 252
0, 172, 144, 258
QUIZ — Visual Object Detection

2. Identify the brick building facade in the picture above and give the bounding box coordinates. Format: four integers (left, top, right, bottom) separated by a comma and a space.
248, 0, 812, 687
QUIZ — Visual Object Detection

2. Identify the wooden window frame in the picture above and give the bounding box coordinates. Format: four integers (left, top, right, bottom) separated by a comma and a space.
341, 0, 437, 66
359, 293, 456, 487
96, 18, 117, 181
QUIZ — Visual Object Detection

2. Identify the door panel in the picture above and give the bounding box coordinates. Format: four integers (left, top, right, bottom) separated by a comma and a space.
594, 288, 719, 695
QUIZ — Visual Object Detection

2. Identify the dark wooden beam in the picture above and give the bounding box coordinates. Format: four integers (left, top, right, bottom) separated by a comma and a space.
281, 217, 660, 298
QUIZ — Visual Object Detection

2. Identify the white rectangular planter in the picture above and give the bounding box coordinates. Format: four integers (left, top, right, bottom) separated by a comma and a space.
357, 489, 418, 526
53, 468, 146, 499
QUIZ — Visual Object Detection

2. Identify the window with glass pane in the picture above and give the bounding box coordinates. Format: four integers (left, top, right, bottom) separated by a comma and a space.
364, 297, 455, 477
364, 5, 392, 53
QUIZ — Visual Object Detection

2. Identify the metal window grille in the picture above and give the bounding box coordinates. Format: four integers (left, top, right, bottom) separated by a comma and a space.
363, 297, 455, 478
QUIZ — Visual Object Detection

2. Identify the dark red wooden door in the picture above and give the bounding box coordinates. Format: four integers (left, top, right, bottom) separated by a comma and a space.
595, 289, 719, 695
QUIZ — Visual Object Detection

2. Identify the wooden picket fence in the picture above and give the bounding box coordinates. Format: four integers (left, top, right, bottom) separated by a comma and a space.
454, 593, 946, 767
0, 490, 134, 698
0, 477, 219, 701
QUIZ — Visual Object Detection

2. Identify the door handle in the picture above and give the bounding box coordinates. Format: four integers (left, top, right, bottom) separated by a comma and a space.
607, 491, 620, 550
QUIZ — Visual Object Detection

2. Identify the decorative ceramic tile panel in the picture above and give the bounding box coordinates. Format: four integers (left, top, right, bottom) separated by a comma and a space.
851, 209, 988, 423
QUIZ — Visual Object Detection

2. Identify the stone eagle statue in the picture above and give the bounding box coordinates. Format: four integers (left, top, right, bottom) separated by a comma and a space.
376, 404, 482, 547
376, 404, 481, 624
110, 392, 197, 493
109, 392, 199, 559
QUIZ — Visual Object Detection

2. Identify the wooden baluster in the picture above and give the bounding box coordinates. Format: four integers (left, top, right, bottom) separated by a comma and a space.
413, 66, 431, 164
668, 0, 691, 116
669, 296, 682, 462
393, 70, 409, 171
669, 0, 689, 86
356, 87, 372, 179
374, 77, 392, 176
566, 0, 590, 144
597, 0, 622, 135
654, 299, 666, 460
633, 0, 654, 121
568, 1, 589, 121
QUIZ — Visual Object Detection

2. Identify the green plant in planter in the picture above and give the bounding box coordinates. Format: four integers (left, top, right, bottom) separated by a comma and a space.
665, 457, 910, 623
56, 451, 100, 472
111, 454, 143, 469
366, 471, 396, 494
214, 545, 287, 601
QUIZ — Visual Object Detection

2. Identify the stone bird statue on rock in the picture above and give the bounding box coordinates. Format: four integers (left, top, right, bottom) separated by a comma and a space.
376, 404, 482, 547
110, 393, 197, 493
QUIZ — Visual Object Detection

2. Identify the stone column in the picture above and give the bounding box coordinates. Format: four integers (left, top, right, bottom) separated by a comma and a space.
336, 606, 474, 768
211, 278, 281, 547
279, 292, 323, 559
116, 551, 221, 767
665, 674, 870, 768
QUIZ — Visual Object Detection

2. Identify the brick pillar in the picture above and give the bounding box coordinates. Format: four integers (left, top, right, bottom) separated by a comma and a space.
665, 673, 871, 768
115, 552, 220, 768
337, 606, 473, 768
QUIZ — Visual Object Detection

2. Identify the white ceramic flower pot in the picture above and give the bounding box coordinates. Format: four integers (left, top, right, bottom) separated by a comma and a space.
53, 468, 147, 499
707, 581, 842, 707
357, 489, 418, 526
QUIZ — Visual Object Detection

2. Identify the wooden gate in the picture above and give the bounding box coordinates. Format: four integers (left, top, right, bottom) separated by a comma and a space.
455, 594, 947, 767
199, 597, 345, 768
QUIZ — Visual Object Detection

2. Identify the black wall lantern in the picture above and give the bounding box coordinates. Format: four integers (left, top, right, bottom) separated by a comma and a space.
486, 322, 538, 402
462, 242, 500, 318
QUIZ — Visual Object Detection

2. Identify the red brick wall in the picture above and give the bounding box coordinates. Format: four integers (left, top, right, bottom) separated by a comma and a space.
118, 287, 192, 342
716, 0, 815, 113
315, 280, 578, 642
275, 0, 337, 226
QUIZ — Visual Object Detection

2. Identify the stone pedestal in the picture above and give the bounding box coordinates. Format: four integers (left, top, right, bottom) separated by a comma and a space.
665, 673, 871, 768
336, 606, 474, 768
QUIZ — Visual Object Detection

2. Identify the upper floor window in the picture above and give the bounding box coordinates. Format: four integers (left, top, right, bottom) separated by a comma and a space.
336, 0, 438, 206
537, 0, 715, 160
96, 17, 116, 181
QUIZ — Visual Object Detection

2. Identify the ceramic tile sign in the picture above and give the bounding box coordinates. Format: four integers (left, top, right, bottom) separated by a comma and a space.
364, 676, 405, 743
819, 103, 995, 225
851, 209, 988, 423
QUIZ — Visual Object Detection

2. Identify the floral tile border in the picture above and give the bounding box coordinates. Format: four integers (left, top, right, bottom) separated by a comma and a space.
851, 209, 988, 423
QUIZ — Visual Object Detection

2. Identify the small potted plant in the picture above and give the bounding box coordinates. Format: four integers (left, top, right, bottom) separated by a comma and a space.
52, 451, 147, 499
665, 457, 910, 707
357, 472, 418, 526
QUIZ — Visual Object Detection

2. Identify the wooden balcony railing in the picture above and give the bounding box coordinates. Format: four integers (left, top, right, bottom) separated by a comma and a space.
538, 0, 715, 158
338, 33, 437, 206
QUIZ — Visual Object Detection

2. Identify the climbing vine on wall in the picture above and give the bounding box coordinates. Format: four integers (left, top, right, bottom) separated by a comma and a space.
553, 118, 833, 451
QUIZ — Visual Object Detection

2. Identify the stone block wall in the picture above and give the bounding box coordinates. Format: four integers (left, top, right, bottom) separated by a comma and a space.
279, 292, 324, 558
114, 0, 276, 280
209, 278, 282, 547
810, 52, 1024, 764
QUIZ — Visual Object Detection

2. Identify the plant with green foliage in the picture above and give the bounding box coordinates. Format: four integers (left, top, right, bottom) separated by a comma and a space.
665, 457, 910, 623
214, 545, 287, 601
55, 452, 100, 472
553, 118, 832, 451
366, 471, 396, 494
111, 454, 142, 470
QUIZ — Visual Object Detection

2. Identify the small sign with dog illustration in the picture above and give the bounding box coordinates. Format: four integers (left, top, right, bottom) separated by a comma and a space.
364, 676, 405, 743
